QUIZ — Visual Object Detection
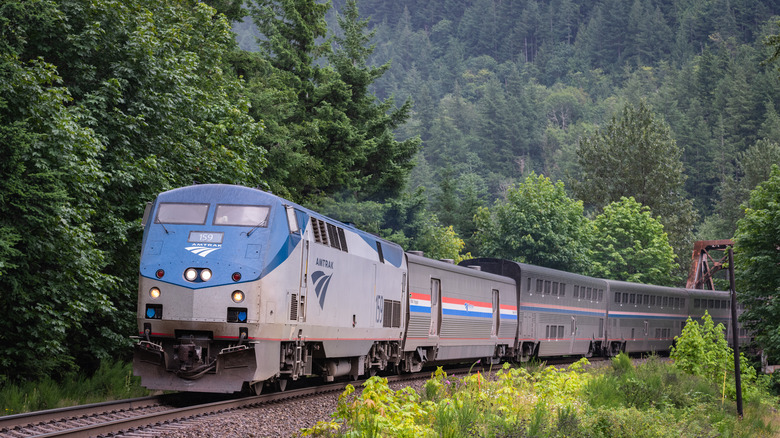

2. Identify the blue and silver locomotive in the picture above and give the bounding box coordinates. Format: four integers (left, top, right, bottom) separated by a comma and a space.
134, 184, 745, 394
134, 184, 409, 393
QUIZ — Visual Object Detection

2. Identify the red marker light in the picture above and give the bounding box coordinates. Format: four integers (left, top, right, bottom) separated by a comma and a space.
156, 269, 165, 278
232, 272, 242, 282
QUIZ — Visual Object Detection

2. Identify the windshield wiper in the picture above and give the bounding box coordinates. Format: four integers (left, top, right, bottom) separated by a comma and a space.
247, 221, 266, 237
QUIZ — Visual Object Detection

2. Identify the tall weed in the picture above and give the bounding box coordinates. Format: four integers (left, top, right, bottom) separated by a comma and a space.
0, 361, 149, 416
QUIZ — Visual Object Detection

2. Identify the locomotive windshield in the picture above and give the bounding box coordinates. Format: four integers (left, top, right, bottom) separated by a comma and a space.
213, 204, 270, 227
156, 203, 209, 225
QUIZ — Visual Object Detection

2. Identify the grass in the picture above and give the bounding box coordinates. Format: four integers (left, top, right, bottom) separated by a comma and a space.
302, 355, 780, 438
0, 361, 151, 416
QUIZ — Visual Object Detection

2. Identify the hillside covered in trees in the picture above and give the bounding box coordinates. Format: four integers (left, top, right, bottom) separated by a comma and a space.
325, 0, 780, 251
235, 0, 780, 266
3, 0, 780, 381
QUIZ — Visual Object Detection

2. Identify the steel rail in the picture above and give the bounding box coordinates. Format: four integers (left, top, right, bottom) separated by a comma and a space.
0, 396, 161, 431
0, 365, 510, 437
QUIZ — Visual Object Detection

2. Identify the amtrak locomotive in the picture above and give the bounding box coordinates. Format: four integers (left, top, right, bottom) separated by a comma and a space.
133, 184, 745, 393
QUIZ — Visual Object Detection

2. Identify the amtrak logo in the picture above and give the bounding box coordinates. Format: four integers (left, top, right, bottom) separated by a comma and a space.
186, 246, 221, 257
464, 302, 473, 312
311, 270, 332, 309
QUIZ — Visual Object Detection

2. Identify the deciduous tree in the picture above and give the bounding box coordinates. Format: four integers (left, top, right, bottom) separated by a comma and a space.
474, 173, 589, 272
734, 165, 780, 361
588, 197, 677, 285
575, 100, 696, 271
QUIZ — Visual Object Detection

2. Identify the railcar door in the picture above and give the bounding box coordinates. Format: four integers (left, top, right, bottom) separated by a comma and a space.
429, 278, 441, 337
569, 316, 576, 354
491, 289, 500, 338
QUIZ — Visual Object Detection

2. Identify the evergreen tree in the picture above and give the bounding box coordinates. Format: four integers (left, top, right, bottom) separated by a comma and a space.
734, 165, 780, 361
248, 0, 418, 201
576, 101, 697, 271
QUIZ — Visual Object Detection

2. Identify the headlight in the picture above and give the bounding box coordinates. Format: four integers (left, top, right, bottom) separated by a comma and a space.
184, 268, 198, 282
232, 290, 245, 303
200, 269, 212, 282
150, 287, 161, 299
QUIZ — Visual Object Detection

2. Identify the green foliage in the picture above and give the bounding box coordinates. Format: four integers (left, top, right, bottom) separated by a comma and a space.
734, 165, 780, 361
246, 0, 419, 202
474, 173, 590, 272
714, 139, 780, 237
576, 101, 696, 269
586, 355, 777, 437
0, 6, 113, 380
0, 361, 149, 416
305, 357, 777, 437
0, 0, 263, 381
303, 361, 594, 437
611, 352, 635, 375
671, 312, 731, 381
670, 311, 770, 402
588, 197, 678, 285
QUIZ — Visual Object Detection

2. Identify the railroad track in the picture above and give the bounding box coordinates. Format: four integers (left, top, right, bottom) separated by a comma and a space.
0, 386, 333, 438
0, 371, 435, 438
0, 359, 614, 437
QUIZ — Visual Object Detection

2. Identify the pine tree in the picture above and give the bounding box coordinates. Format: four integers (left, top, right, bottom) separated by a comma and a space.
248, 0, 418, 201
576, 101, 697, 270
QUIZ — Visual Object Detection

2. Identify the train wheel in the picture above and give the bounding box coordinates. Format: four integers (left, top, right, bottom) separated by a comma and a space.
251, 382, 263, 395
276, 379, 288, 392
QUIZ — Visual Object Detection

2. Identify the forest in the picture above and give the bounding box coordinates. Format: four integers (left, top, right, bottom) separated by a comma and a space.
1, 0, 780, 383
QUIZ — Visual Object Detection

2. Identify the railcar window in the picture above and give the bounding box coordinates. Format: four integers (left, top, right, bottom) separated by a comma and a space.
708, 299, 715, 308
156, 203, 209, 225
629, 293, 635, 304
598, 289, 604, 301
574, 285, 580, 298
552, 282, 559, 295
643, 294, 649, 305
214, 204, 270, 227
558, 326, 565, 339
623, 293, 629, 304
675, 297, 680, 308
544, 280, 551, 295
694, 299, 700, 308
560, 283, 566, 297
585, 287, 591, 300
615, 292, 620, 303
715, 300, 721, 309
285, 206, 300, 234
527, 278, 531, 292
681, 298, 685, 308
536, 279, 543, 294
663, 296, 668, 307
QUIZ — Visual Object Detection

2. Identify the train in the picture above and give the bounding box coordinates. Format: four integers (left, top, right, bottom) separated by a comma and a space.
133, 184, 747, 394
